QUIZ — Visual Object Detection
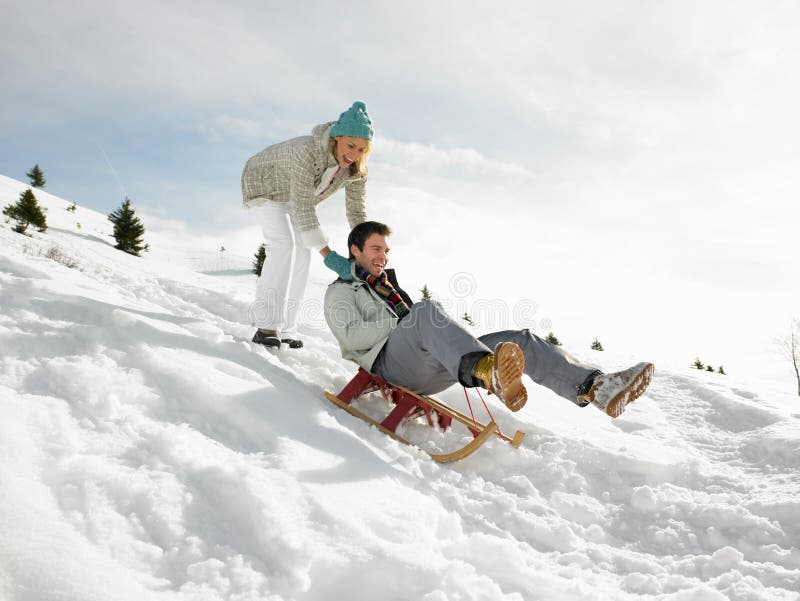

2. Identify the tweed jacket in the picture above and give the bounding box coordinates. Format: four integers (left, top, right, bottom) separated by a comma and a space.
241, 122, 367, 248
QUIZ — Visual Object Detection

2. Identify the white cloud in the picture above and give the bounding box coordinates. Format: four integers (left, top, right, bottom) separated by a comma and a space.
3, 0, 800, 380
6, 1, 800, 162
193, 115, 276, 144
373, 137, 535, 180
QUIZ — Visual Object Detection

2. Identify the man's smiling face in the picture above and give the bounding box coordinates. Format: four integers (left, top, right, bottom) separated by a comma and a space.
351, 232, 389, 278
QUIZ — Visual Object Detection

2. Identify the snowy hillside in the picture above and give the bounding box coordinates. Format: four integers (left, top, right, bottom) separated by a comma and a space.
1, 175, 799, 601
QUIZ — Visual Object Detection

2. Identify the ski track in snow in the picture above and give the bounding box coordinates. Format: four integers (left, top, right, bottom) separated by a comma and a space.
1, 175, 799, 600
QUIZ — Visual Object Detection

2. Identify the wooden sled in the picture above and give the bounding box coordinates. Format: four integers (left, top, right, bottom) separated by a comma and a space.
324, 367, 525, 463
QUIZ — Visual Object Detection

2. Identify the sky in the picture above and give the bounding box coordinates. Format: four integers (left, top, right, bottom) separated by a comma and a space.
2, 0, 799, 383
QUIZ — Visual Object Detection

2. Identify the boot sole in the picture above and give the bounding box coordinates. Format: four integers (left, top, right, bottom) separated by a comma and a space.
605, 362, 654, 418
494, 342, 527, 412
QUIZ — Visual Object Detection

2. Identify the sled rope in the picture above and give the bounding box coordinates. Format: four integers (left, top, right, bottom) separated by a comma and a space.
463, 386, 505, 440
324, 367, 525, 462
463, 386, 478, 425
475, 388, 497, 425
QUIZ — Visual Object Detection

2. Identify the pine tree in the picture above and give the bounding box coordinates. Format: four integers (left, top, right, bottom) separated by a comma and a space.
546, 332, 561, 346
462, 313, 474, 326
591, 338, 604, 351
705, 365, 715, 372
3, 188, 47, 234
692, 357, 705, 370
420, 285, 432, 301
108, 197, 147, 256
252, 244, 267, 275
26, 164, 46, 188
718, 366, 726, 375
66, 203, 77, 213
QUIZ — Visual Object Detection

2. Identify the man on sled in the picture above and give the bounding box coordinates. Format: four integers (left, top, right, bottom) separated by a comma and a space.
323, 221, 653, 418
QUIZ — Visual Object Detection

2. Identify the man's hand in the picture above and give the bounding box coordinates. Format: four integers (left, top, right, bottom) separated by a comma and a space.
323, 250, 353, 280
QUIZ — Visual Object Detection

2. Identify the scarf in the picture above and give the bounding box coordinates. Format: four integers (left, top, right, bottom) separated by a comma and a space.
355, 264, 410, 319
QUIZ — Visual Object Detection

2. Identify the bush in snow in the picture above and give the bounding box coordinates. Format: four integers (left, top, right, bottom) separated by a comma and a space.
3, 188, 48, 235
591, 338, 604, 351
546, 332, 562, 346
777, 319, 800, 396
108, 197, 148, 256
44, 246, 80, 270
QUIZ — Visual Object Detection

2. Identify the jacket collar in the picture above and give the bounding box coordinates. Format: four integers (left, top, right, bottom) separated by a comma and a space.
313, 122, 339, 169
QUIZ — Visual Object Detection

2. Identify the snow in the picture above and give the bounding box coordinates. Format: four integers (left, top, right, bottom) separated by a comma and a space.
1, 174, 799, 600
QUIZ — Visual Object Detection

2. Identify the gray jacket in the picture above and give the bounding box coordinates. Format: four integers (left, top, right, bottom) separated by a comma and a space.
241, 122, 367, 248
324, 264, 401, 372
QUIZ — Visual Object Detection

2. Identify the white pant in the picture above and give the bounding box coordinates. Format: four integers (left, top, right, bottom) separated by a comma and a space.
249, 203, 311, 337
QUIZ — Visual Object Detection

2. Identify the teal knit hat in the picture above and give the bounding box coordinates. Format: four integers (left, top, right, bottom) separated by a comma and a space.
329, 101, 374, 140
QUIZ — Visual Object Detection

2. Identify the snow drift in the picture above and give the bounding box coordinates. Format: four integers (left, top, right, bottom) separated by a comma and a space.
1, 175, 799, 600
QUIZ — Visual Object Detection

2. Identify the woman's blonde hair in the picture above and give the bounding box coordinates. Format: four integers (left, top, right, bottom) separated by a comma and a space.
329, 137, 372, 177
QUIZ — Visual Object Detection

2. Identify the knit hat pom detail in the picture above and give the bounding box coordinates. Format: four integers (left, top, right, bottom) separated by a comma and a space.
330, 101, 374, 140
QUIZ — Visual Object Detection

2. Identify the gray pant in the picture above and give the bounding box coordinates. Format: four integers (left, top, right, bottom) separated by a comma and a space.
371, 301, 597, 404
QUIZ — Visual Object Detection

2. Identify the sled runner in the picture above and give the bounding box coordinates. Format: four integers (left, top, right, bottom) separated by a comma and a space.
324, 367, 525, 463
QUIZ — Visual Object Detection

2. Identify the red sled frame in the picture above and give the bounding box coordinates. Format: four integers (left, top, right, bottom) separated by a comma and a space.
324, 367, 525, 463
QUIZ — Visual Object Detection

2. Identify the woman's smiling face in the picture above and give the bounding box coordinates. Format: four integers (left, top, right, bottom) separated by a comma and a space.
334, 136, 370, 169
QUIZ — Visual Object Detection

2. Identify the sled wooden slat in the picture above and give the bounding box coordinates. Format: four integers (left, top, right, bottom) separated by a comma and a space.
392, 383, 526, 448
426, 421, 499, 463
324, 391, 412, 445
324, 391, 497, 462
324, 368, 525, 463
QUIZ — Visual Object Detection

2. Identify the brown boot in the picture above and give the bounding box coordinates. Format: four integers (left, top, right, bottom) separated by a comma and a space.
472, 342, 527, 412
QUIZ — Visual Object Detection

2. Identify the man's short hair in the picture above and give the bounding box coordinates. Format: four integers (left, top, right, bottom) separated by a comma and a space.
347, 221, 392, 259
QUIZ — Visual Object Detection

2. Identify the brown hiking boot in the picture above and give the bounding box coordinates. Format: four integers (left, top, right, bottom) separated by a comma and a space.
473, 342, 528, 412
579, 362, 654, 418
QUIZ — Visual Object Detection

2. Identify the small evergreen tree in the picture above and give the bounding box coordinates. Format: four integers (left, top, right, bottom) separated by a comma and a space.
420, 285, 432, 301
26, 164, 46, 188
692, 357, 705, 370
66, 203, 77, 213
462, 313, 474, 326
3, 188, 47, 234
252, 243, 267, 276
108, 197, 147, 256
546, 332, 561, 346
705, 365, 715, 372
718, 366, 726, 375
591, 338, 604, 351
